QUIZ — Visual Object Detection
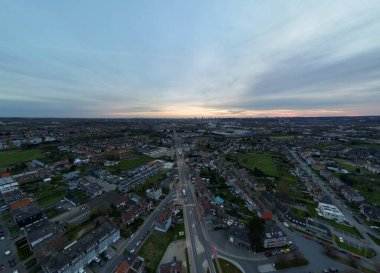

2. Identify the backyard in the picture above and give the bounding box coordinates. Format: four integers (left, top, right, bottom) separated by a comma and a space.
138, 224, 185, 273
20, 180, 68, 207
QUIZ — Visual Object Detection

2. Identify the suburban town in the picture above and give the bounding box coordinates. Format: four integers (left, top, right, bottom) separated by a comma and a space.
0, 117, 379, 273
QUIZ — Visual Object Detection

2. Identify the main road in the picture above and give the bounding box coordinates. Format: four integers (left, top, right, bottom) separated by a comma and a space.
174, 129, 218, 273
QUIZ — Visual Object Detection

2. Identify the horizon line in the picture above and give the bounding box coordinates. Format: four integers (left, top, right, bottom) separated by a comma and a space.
1, 115, 380, 120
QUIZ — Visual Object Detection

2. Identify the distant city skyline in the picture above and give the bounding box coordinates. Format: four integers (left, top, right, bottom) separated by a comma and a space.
1, 0, 380, 118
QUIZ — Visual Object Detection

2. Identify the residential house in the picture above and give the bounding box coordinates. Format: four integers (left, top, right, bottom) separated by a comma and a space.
42, 222, 120, 273
360, 204, 380, 223
160, 257, 183, 273
154, 204, 174, 233
115, 254, 145, 273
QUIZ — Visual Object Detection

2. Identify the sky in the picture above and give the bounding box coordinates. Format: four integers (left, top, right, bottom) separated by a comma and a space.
0, 0, 380, 118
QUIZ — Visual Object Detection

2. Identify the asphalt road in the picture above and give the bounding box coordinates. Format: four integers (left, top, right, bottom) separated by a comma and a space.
0, 222, 25, 273
175, 130, 217, 273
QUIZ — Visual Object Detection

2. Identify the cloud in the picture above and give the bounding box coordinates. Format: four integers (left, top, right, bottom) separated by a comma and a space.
0, 0, 379, 117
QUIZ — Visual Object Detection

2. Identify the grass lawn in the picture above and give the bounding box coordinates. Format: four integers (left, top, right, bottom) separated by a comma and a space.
333, 158, 372, 175
2, 212, 12, 222
9, 225, 21, 236
18, 245, 33, 261
66, 220, 96, 241
350, 142, 380, 149
213, 258, 243, 273
138, 224, 185, 273
334, 236, 375, 258
271, 135, 295, 140
289, 207, 309, 218
274, 255, 309, 270
45, 208, 66, 219
134, 171, 168, 196
21, 180, 68, 207
236, 152, 279, 177
367, 232, 380, 246
0, 149, 45, 169
341, 174, 380, 206
106, 154, 152, 174
323, 218, 362, 238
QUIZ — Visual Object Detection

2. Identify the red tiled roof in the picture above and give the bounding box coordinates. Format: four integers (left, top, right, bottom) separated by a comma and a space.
115, 260, 130, 273
10, 199, 31, 211
0, 172, 11, 178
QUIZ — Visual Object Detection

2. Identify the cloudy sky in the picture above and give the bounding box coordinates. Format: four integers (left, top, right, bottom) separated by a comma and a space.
1, 0, 380, 118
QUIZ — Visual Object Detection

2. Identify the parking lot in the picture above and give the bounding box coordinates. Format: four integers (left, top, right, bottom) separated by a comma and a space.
0, 223, 25, 273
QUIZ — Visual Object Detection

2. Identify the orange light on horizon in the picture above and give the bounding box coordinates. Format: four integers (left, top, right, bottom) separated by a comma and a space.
102, 106, 358, 118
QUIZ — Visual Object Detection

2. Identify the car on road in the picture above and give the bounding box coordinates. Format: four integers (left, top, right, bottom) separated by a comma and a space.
329, 267, 338, 272
130, 248, 135, 253
0, 264, 4, 271
339, 237, 344, 243
322, 269, 329, 273
264, 251, 272, 257
4, 251, 10, 256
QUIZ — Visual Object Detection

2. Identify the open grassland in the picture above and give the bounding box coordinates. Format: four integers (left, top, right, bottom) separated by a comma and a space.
106, 154, 152, 174
271, 135, 296, 140
237, 152, 279, 177
341, 173, 380, 206
0, 149, 45, 169
20, 180, 68, 207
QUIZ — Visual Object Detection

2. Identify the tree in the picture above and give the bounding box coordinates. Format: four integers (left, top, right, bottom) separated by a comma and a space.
253, 167, 264, 177
277, 179, 289, 195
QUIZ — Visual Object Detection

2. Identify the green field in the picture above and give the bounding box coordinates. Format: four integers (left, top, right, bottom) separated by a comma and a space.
333, 158, 372, 175
236, 152, 279, 177
106, 154, 152, 174
134, 171, 168, 196
271, 135, 295, 141
213, 258, 243, 273
289, 207, 310, 218
20, 180, 68, 207
340, 173, 380, 206
0, 149, 45, 169
323, 218, 363, 238
138, 224, 185, 273
334, 236, 375, 258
